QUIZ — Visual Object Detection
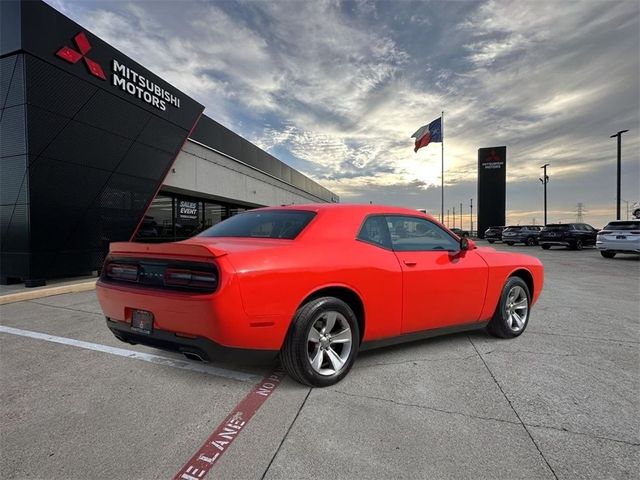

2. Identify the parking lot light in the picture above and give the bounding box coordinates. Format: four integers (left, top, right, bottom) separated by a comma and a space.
610, 130, 629, 220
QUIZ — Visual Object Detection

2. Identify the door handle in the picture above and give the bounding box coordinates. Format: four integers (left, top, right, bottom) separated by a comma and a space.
403, 260, 417, 266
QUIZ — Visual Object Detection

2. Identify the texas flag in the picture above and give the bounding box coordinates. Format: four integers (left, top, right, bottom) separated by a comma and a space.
411, 117, 442, 152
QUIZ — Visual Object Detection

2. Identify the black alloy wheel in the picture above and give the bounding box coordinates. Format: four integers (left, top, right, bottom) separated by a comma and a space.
541, 244, 551, 250
526, 237, 536, 246
573, 239, 584, 250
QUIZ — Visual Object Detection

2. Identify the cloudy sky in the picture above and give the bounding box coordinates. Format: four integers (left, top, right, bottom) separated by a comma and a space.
48, 0, 639, 228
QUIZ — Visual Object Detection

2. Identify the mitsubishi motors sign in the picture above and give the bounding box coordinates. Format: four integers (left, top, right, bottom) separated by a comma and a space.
56, 31, 182, 112
112, 59, 181, 111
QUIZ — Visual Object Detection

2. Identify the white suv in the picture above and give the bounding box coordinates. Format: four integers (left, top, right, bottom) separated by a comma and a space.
596, 220, 640, 258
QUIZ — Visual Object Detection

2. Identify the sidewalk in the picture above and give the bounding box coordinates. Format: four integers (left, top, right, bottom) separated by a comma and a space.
0, 275, 97, 305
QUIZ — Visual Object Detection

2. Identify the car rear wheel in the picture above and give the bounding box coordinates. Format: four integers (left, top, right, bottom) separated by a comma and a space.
281, 297, 359, 387
526, 237, 536, 246
572, 239, 584, 250
601, 251, 616, 258
541, 244, 551, 250
487, 277, 530, 339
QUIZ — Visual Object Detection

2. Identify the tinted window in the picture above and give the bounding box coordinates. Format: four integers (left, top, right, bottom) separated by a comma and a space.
357, 216, 392, 249
504, 227, 522, 231
545, 225, 570, 231
386, 216, 459, 251
199, 210, 316, 239
604, 221, 640, 230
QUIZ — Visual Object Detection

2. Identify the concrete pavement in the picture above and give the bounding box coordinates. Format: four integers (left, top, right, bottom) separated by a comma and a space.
1, 242, 638, 479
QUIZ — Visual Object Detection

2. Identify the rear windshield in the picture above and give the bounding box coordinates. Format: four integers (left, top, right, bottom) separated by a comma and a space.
198, 210, 316, 239
545, 225, 570, 231
603, 221, 640, 231
504, 227, 522, 231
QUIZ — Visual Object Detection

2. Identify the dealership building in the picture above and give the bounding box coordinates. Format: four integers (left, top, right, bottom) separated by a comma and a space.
0, 0, 337, 286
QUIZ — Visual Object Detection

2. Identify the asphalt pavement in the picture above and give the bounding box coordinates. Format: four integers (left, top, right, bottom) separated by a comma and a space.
1, 242, 638, 479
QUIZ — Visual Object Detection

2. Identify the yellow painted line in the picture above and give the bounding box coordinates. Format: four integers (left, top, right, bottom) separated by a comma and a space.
0, 280, 97, 305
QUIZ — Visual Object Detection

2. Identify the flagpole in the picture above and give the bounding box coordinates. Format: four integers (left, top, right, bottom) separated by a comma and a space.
441, 110, 444, 223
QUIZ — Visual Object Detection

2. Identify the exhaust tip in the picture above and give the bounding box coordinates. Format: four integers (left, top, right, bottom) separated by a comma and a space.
183, 351, 205, 362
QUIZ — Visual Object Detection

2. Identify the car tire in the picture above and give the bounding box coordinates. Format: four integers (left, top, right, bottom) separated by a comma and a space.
281, 297, 359, 387
526, 237, 536, 246
541, 244, 550, 250
601, 251, 616, 258
572, 239, 583, 250
487, 277, 531, 339
487, 240, 495, 244
506, 242, 514, 246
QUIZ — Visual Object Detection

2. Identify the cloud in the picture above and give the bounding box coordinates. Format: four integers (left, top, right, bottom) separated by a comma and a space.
45, 0, 639, 228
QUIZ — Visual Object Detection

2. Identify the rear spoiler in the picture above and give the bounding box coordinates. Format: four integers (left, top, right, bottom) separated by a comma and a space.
109, 242, 227, 259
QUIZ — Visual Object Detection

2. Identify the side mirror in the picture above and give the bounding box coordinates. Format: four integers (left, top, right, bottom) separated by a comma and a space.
460, 238, 476, 251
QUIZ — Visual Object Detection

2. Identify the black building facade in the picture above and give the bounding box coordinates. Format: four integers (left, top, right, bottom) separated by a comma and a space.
0, 1, 335, 285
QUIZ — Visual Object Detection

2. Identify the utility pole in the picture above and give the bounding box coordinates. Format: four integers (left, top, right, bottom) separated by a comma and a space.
610, 130, 629, 220
575, 203, 586, 223
447, 209, 450, 226
623, 200, 629, 220
453, 206, 456, 228
460, 203, 463, 230
539, 164, 550, 225
470, 199, 473, 234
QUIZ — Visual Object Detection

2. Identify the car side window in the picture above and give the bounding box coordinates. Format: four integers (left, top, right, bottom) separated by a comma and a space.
357, 215, 392, 249
385, 216, 459, 251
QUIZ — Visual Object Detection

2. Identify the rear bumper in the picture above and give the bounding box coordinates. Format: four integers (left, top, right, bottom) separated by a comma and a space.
596, 241, 640, 254
539, 240, 570, 246
107, 318, 278, 364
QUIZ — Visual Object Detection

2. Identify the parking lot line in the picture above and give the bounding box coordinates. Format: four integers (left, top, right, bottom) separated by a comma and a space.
0, 325, 256, 382
174, 367, 287, 480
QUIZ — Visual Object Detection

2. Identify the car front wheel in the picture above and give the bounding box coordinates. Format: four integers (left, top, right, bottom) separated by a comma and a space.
601, 251, 616, 258
487, 277, 531, 339
526, 237, 536, 246
487, 240, 495, 244
541, 244, 551, 250
281, 296, 359, 387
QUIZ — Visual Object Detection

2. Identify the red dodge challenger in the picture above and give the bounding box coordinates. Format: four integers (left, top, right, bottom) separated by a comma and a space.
96, 204, 543, 386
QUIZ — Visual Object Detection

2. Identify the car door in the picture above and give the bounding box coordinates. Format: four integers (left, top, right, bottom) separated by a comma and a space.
386, 215, 489, 334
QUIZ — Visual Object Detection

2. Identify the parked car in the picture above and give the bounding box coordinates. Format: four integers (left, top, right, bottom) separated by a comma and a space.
596, 220, 640, 258
484, 226, 505, 243
96, 204, 544, 387
539, 223, 598, 250
450, 227, 469, 238
501, 225, 543, 246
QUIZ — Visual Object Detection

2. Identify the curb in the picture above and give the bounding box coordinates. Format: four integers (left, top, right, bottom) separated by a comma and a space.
0, 280, 97, 306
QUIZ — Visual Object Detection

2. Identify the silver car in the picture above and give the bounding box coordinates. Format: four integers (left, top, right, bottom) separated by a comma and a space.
596, 220, 640, 258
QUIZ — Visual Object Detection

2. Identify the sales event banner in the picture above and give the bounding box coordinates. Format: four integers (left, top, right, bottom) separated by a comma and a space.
177, 199, 199, 224
477, 146, 506, 238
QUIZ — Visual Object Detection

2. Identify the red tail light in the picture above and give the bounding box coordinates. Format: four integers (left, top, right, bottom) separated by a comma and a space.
164, 268, 218, 290
105, 263, 138, 282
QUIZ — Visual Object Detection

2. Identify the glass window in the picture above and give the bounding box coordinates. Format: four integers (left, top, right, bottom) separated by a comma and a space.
604, 221, 640, 230
357, 216, 391, 249
135, 195, 174, 242
204, 203, 227, 229
199, 210, 316, 239
386, 216, 459, 251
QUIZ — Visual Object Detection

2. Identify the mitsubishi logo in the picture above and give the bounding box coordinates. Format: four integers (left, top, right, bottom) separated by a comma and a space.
56, 32, 106, 80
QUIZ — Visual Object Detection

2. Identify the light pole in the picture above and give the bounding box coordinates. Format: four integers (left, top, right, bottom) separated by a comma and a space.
610, 130, 629, 220
447, 209, 450, 226
453, 206, 456, 228
460, 203, 463, 230
539, 164, 550, 225
470, 198, 473, 234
